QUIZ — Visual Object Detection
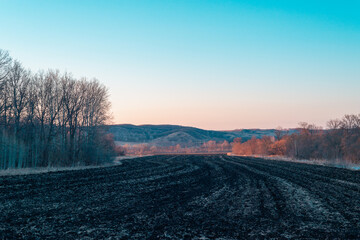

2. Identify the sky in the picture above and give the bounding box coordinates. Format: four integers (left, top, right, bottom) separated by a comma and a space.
0, 0, 359, 130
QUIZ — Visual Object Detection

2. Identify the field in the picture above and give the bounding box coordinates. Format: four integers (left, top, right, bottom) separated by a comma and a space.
1, 155, 360, 239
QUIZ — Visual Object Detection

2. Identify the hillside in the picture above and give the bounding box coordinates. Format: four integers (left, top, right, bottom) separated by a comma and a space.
108, 124, 296, 147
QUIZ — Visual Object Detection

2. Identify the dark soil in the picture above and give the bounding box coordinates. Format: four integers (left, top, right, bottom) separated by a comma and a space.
1, 155, 360, 239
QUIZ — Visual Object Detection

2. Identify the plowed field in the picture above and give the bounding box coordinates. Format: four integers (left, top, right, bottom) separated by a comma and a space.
1, 155, 360, 239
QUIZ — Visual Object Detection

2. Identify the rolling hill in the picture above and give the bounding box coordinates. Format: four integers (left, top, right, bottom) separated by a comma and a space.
108, 124, 296, 147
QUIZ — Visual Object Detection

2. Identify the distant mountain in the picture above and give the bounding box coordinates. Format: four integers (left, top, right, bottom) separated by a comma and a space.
108, 124, 297, 147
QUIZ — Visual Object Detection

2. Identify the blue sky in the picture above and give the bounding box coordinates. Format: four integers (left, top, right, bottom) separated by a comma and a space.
0, 0, 359, 129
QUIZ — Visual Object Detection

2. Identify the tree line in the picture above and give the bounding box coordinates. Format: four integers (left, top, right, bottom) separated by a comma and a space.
0, 49, 117, 169
119, 140, 232, 155
118, 113, 360, 164
232, 114, 360, 164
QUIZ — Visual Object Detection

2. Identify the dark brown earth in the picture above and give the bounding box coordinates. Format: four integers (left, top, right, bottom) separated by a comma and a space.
1, 155, 360, 239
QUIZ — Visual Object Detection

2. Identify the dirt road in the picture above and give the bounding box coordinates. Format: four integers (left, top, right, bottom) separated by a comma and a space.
1, 155, 360, 239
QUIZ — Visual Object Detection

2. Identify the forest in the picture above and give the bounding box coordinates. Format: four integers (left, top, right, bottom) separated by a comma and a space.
232, 116, 360, 164
0, 49, 117, 169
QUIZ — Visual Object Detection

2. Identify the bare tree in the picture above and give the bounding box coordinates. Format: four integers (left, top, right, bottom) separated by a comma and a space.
274, 127, 283, 141
6, 61, 31, 168
0, 49, 12, 81
0, 50, 116, 169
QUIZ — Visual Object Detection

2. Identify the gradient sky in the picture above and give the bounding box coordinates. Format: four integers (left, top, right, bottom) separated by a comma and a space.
0, 0, 359, 130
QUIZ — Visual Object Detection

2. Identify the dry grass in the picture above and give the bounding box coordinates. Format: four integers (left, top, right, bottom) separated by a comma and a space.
0, 164, 113, 177
0, 155, 152, 176
260, 155, 360, 171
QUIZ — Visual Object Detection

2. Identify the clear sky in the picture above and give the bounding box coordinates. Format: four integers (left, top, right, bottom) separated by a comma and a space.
1, 0, 359, 130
